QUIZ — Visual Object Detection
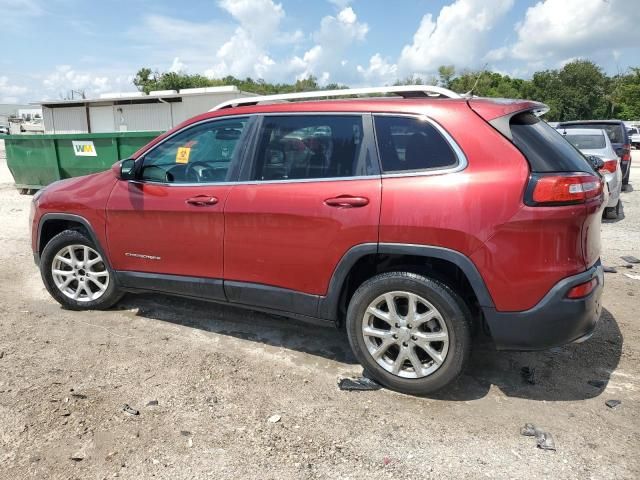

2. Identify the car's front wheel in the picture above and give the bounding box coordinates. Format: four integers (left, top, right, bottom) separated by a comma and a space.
40, 229, 123, 310
346, 272, 472, 395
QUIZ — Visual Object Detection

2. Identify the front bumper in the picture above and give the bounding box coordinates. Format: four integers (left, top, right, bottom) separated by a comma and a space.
483, 261, 604, 350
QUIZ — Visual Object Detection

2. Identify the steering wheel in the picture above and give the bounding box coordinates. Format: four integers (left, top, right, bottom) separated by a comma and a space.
184, 161, 213, 183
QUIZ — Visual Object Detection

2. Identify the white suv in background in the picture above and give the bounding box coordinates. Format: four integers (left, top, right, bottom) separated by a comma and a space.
558, 127, 623, 219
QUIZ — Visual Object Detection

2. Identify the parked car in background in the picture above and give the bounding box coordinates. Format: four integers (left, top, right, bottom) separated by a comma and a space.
557, 120, 632, 186
557, 127, 622, 219
0, 125, 10, 135
30, 86, 607, 395
628, 126, 640, 149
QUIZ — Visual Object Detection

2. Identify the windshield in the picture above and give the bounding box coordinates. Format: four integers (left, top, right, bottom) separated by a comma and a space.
563, 134, 606, 150
561, 123, 624, 144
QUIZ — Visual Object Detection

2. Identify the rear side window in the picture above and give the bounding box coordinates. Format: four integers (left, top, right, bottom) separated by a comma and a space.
563, 134, 606, 150
510, 113, 593, 173
373, 116, 457, 173
251, 115, 371, 181
561, 123, 624, 144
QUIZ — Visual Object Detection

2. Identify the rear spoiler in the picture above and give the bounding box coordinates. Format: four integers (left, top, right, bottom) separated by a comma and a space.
469, 99, 549, 141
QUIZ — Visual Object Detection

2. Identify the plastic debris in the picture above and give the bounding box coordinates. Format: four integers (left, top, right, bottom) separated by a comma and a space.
338, 377, 382, 391
620, 255, 640, 264
122, 404, 139, 416
536, 432, 556, 451
588, 379, 606, 388
267, 414, 281, 423
605, 399, 621, 409
521, 424, 556, 451
603, 266, 617, 273
146, 400, 159, 407
521, 366, 536, 385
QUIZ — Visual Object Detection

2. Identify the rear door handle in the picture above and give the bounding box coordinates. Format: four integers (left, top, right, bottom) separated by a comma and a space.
324, 195, 369, 208
186, 195, 219, 206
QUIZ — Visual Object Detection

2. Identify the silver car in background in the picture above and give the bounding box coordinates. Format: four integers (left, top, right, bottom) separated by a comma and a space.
557, 127, 622, 219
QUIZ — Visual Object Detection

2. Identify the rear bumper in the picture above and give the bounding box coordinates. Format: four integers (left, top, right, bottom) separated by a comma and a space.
483, 261, 604, 350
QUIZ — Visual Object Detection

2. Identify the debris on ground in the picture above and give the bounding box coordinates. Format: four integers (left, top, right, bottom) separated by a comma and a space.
520, 423, 556, 451
70, 450, 85, 461
0, 351, 4, 359
520, 366, 536, 384
146, 400, 158, 407
588, 379, 606, 388
603, 266, 617, 273
180, 430, 191, 436
267, 414, 281, 423
122, 404, 139, 416
383, 457, 392, 466
605, 399, 622, 409
338, 376, 382, 391
621, 255, 640, 264
624, 273, 640, 280
71, 393, 87, 399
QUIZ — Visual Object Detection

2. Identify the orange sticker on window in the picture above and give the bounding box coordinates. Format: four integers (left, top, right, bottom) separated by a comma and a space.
176, 146, 191, 164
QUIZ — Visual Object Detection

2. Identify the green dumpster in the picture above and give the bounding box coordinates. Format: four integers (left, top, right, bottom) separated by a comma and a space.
3, 131, 163, 190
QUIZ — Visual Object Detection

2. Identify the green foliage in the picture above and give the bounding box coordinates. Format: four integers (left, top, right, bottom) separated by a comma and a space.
133, 60, 640, 121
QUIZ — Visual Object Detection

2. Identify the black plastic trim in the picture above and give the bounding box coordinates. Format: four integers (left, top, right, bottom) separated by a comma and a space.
116, 271, 226, 302
483, 261, 604, 351
224, 280, 319, 317
317, 243, 378, 320
37, 213, 111, 269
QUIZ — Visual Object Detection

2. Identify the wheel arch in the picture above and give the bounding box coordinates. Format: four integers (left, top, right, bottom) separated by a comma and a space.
37, 214, 111, 268
318, 243, 495, 324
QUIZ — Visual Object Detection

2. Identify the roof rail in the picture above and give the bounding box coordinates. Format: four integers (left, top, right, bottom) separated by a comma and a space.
209, 85, 461, 111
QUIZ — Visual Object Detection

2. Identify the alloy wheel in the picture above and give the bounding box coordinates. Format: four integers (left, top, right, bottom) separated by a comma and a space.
362, 291, 449, 378
51, 244, 110, 302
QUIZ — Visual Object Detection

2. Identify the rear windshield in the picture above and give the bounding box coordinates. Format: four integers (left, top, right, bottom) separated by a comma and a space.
509, 113, 594, 173
561, 123, 624, 144
563, 133, 606, 150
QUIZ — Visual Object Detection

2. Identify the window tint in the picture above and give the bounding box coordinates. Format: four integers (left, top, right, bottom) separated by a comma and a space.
373, 116, 457, 172
563, 134, 606, 150
141, 118, 247, 183
252, 115, 368, 181
510, 113, 593, 173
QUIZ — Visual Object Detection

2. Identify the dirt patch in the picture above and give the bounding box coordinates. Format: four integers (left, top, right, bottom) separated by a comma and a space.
0, 149, 639, 479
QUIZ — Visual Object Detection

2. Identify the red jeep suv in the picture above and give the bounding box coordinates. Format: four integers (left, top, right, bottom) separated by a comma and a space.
30, 86, 606, 395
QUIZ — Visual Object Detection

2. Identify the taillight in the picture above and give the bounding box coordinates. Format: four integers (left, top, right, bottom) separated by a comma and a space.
600, 159, 617, 174
526, 173, 603, 206
567, 278, 598, 299
622, 144, 631, 162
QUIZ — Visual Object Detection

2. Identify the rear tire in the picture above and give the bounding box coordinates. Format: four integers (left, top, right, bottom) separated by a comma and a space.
40, 229, 123, 310
346, 272, 472, 395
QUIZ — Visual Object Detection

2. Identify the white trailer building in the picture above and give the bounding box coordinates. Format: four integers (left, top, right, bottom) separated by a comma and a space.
37, 86, 255, 134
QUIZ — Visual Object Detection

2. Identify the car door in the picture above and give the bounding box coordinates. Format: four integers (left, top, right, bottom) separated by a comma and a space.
223, 113, 381, 316
106, 116, 253, 298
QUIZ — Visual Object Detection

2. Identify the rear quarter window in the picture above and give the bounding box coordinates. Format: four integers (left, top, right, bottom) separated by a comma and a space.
373, 116, 458, 173
509, 113, 594, 173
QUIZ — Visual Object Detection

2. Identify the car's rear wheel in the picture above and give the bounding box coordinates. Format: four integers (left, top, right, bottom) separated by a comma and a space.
604, 200, 620, 219
346, 272, 471, 395
40, 229, 123, 310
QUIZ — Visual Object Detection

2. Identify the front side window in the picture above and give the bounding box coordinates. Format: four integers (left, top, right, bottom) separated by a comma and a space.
374, 115, 458, 173
251, 115, 369, 181
140, 117, 247, 183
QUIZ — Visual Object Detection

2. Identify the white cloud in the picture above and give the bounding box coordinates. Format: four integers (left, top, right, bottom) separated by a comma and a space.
398, 0, 514, 76
40, 66, 132, 99
357, 54, 398, 84
509, 0, 640, 62
289, 7, 369, 83
205, 0, 293, 78
0, 76, 28, 103
169, 57, 185, 73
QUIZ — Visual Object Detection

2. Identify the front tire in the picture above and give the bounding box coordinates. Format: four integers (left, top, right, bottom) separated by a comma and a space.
346, 272, 472, 395
40, 229, 122, 310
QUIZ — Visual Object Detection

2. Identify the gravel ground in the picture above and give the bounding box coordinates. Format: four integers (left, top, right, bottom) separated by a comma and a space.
0, 140, 639, 479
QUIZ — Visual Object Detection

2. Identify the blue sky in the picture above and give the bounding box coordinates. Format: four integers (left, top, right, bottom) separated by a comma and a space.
0, 0, 638, 103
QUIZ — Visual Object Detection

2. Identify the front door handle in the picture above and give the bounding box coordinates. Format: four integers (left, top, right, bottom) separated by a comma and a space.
324, 195, 369, 208
186, 195, 219, 206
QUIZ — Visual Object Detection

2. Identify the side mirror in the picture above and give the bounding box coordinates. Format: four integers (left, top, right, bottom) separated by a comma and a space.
587, 155, 604, 171
112, 158, 136, 180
